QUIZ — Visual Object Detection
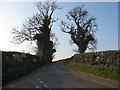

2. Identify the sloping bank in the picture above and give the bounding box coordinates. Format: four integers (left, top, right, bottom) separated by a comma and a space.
2, 51, 50, 85
63, 50, 120, 81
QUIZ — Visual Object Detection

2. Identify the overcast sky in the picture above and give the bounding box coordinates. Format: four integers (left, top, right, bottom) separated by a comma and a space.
0, 1, 118, 61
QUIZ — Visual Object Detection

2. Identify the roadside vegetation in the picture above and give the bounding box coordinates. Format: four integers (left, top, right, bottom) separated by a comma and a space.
2, 51, 46, 85
3, 62, 42, 84
64, 61, 120, 81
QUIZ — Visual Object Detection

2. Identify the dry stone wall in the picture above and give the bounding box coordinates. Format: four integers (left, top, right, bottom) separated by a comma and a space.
67, 50, 120, 69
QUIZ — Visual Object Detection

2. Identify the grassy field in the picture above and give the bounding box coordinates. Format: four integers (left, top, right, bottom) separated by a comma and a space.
64, 61, 120, 81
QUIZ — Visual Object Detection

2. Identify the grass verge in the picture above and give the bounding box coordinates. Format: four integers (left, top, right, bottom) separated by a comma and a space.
64, 61, 120, 81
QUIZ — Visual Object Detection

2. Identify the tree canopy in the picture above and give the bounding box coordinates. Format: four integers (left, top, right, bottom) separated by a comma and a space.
60, 5, 98, 53
12, 2, 59, 62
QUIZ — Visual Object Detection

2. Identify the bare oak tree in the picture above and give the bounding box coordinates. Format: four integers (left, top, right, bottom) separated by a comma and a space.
60, 6, 98, 53
12, 2, 59, 62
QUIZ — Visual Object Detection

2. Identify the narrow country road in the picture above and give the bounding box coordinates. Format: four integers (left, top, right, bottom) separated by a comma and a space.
3, 62, 118, 88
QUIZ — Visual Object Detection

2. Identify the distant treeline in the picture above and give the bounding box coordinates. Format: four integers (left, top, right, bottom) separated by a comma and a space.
64, 50, 120, 69
2, 51, 48, 84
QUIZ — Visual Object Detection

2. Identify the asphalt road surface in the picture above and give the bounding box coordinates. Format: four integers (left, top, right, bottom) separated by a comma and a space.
3, 62, 118, 88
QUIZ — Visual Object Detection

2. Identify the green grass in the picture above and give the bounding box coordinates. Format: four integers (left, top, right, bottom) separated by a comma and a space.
64, 61, 120, 81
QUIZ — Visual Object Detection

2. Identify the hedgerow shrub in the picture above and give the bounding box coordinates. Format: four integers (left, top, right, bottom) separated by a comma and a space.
67, 50, 120, 69
2, 51, 47, 84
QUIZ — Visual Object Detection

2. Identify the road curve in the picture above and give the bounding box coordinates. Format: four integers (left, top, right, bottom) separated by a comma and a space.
3, 62, 118, 88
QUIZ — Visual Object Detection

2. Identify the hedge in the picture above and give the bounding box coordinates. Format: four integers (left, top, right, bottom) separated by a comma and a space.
66, 50, 120, 69
2, 51, 47, 84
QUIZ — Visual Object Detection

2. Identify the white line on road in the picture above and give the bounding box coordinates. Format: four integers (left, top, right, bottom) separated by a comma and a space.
32, 81, 41, 88
44, 84, 48, 88
40, 80, 43, 83
39, 80, 49, 88
33, 77, 49, 88
36, 85, 39, 88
